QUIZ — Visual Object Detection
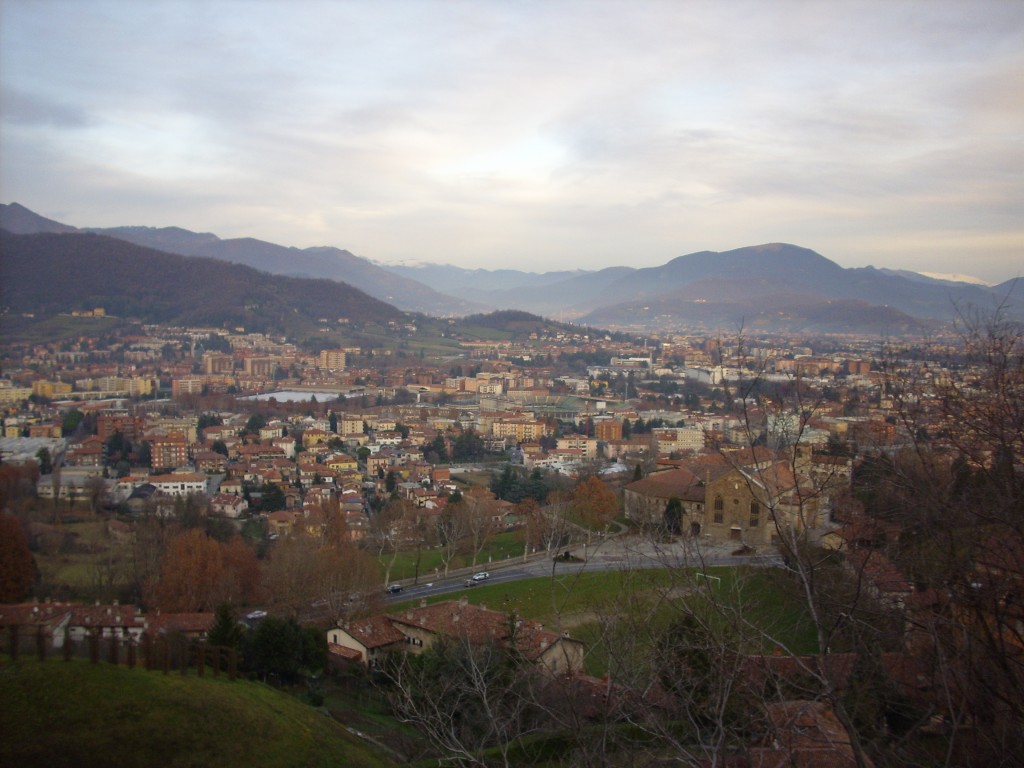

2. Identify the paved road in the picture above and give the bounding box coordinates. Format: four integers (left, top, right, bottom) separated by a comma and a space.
385, 533, 784, 604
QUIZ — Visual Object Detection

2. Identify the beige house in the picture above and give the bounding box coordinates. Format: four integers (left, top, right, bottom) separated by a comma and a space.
327, 615, 407, 666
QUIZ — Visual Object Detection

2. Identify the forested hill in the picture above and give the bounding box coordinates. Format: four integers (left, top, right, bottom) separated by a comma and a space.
0, 230, 407, 335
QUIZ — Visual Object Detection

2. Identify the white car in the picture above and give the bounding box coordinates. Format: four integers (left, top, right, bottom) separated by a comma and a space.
471, 571, 490, 582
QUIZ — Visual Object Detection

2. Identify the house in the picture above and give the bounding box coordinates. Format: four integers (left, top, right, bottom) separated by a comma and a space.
327, 615, 407, 667
66, 602, 147, 644
145, 611, 215, 640
147, 472, 208, 497
266, 510, 299, 537
844, 549, 913, 610
209, 492, 249, 519
748, 700, 873, 768
329, 597, 585, 675
0, 601, 73, 649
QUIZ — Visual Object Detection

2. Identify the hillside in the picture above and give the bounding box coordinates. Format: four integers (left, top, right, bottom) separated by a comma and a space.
0, 203, 480, 316
0, 659, 394, 768
0, 230, 407, 338
89, 227, 484, 317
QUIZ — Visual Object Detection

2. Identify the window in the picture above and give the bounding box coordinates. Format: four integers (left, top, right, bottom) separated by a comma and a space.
749, 501, 760, 527
713, 496, 724, 523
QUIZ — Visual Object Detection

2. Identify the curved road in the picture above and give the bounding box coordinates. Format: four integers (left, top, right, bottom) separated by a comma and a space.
386, 533, 784, 604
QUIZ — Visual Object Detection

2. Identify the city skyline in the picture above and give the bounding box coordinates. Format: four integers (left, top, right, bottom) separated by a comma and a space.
1, 0, 1022, 283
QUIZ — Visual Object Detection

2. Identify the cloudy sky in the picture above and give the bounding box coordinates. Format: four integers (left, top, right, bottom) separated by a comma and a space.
2, 0, 1021, 283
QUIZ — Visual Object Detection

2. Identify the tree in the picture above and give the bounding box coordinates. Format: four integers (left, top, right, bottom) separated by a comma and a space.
243, 413, 266, 436
463, 494, 498, 567
571, 476, 618, 530
156, 529, 224, 611
383, 635, 543, 767
436, 500, 469, 577
35, 447, 53, 476
207, 602, 245, 650
427, 434, 449, 464
369, 498, 406, 587
870, 308, 1024, 765
452, 429, 485, 462
261, 535, 321, 618
663, 496, 683, 535
258, 482, 286, 512
245, 615, 318, 684
61, 408, 85, 437
0, 513, 36, 601
217, 535, 262, 606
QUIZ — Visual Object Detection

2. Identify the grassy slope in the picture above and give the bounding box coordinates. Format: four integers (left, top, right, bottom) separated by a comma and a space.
0, 658, 394, 768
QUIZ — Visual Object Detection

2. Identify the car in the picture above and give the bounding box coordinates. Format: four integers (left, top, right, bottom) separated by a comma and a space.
386, 584, 403, 594
471, 571, 490, 582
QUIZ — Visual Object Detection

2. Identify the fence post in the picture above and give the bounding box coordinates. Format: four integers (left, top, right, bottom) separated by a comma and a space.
108, 636, 119, 666
89, 631, 99, 664
228, 648, 237, 681
36, 625, 46, 662
127, 642, 136, 670
142, 634, 153, 670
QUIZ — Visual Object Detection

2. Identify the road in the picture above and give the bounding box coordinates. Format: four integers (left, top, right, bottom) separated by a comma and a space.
385, 533, 784, 604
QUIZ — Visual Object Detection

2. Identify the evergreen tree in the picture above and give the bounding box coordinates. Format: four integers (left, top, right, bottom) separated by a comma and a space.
35, 447, 53, 475
207, 603, 244, 650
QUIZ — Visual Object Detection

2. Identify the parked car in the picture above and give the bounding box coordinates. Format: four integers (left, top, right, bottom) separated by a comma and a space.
472, 572, 490, 582
386, 584, 403, 594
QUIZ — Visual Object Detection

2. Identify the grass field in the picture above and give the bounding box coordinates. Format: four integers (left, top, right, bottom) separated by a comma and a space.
380, 530, 528, 582
394, 566, 819, 677
2, 314, 126, 344
0, 657, 395, 768
29, 518, 134, 600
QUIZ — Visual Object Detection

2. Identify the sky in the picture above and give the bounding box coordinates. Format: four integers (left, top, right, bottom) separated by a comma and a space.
1, 0, 1022, 283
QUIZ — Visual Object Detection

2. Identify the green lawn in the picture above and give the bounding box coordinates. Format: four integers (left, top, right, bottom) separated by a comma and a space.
0, 657, 395, 768
380, 530, 528, 582
394, 566, 819, 677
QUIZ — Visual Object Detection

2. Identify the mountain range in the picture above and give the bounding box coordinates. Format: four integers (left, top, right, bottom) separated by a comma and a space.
2, 202, 1019, 334
0, 229, 406, 340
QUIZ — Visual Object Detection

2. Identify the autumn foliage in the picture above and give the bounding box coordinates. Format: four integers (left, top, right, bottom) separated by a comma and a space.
156, 530, 261, 611
571, 476, 619, 529
0, 512, 36, 601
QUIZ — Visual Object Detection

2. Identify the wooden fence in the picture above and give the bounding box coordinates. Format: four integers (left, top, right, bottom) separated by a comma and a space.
3, 624, 239, 680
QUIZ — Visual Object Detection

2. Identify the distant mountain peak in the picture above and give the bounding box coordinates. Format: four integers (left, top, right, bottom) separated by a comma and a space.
0, 202, 78, 235
919, 271, 991, 287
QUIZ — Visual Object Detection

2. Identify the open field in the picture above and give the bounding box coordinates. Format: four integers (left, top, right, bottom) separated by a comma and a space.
28, 518, 135, 601
394, 566, 819, 676
380, 530, 528, 582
